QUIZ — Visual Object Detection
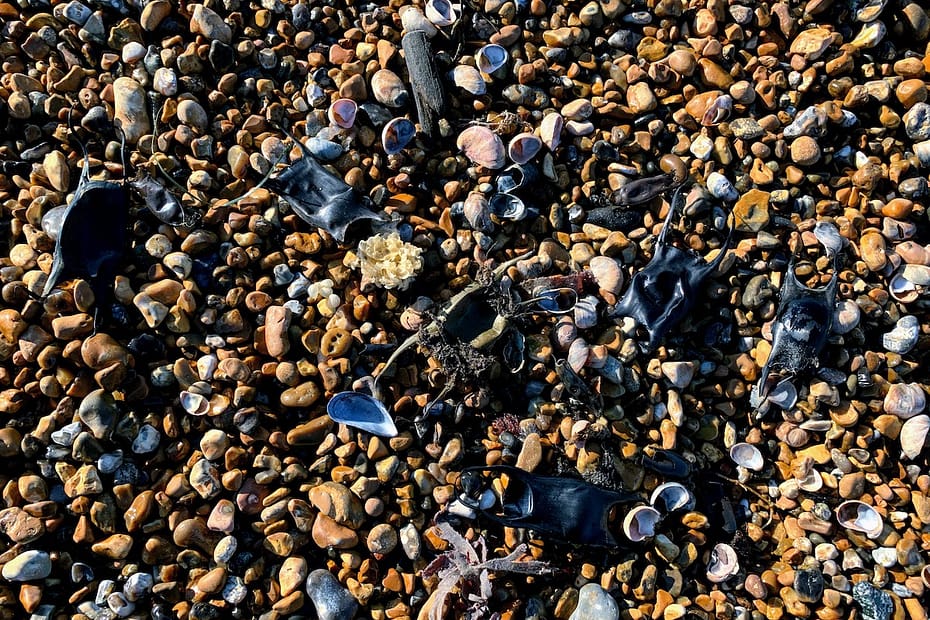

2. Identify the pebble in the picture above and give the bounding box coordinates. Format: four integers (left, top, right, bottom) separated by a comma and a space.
884, 383, 926, 418
306, 569, 359, 620
190, 4, 232, 43
112, 77, 150, 144
1, 551, 51, 582
569, 583, 619, 620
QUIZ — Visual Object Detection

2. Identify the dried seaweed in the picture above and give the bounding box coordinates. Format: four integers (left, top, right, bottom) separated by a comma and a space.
421, 522, 553, 620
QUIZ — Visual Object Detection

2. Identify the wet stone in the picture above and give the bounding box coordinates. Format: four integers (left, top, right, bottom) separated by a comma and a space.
306, 569, 359, 620
569, 583, 619, 620
794, 568, 824, 603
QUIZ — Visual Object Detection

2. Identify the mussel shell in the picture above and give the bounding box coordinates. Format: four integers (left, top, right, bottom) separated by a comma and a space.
729, 442, 764, 471
649, 482, 695, 513
489, 192, 527, 221
508, 132, 542, 164
706, 543, 739, 582
327, 98, 357, 129
836, 500, 883, 538
382, 117, 416, 155
425, 0, 458, 26
452, 65, 487, 95
622, 505, 661, 542
326, 392, 398, 437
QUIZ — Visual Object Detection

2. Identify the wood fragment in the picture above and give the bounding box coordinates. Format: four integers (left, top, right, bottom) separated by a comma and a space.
402, 30, 446, 139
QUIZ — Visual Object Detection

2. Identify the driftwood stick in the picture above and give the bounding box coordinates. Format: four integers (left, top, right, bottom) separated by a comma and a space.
402, 30, 446, 139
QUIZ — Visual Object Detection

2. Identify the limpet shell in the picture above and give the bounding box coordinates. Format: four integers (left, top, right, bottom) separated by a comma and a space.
326, 392, 398, 437
508, 132, 542, 164
836, 500, 884, 538
622, 505, 661, 542
475, 44, 508, 74
424, 0, 458, 26
327, 98, 357, 129
706, 543, 739, 583
729, 442, 764, 471
452, 65, 486, 96
382, 117, 416, 155
457, 125, 506, 169
649, 482, 695, 513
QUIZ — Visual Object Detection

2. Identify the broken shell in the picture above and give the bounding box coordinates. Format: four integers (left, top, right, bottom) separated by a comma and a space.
589, 256, 624, 294
41, 205, 69, 241
729, 442, 764, 471
463, 192, 493, 233
539, 113, 564, 151
327, 98, 357, 129
451, 65, 486, 96
180, 390, 209, 416
552, 316, 577, 350
475, 44, 508, 74
797, 465, 823, 493
836, 500, 884, 538
923, 565, 930, 589
566, 337, 589, 372
488, 192, 527, 220
326, 392, 398, 437
706, 543, 739, 583
424, 0, 458, 26
814, 221, 845, 256
900, 414, 929, 460
890, 270, 920, 303
767, 380, 798, 410
622, 505, 661, 542
457, 125, 506, 169
573, 296, 599, 330
700, 93, 732, 126
508, 132, 542, 164
382, 117, 416, 155
649, 482, 695, 513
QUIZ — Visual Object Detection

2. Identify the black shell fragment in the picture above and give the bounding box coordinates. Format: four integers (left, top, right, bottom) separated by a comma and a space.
266, 135, 383, 243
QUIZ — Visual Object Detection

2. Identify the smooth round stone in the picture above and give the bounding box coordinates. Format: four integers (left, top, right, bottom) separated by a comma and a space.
730, 117, 764, 140
794, 568, 824, 603
121, 41, 146, 64
306, 569, 359, 620
569, 583, 619, 620
790, 136, 821, 165
177, 99, 208, 133
113, 77, 150, 144
903, 102, 930, 140
1, 550, 51, 581
366, 524, 398, 555
214, 535, 237, 564
200, 429, 229, 460
222, 576, 247, 604
123, 573, 153, 601
189, 459, 221, 499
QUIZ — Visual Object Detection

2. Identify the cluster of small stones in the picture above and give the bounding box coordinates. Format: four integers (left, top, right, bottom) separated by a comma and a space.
1, 0, 930, 618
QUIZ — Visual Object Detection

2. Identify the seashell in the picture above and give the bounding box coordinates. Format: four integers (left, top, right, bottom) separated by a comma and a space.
813, 221, 845, 256
836, 500, 884, 538
883, 382, 926, 418
899, 414, 929, 460
452, 65, 486, 96
833, 299, 861, 333
382, 117, 416, 155
589, 256, 624, 294
425, 0, 458, 26
649, 482, 695, 513
326, 391, 398, 437
552, 316, 577, 350
457, 125, 506, 169
797, 465, 823, 493
767, 380, 798, 409
508, 132, 542, 164
567, 337, 589, 372
488, 192, 527, 220
729, 442, 764, 471
706, 543, 739, 583
855, 0, 886, 22
180, 390, 209, 416
539, 113, 563, 151
463, 191, 493, 233
705, 172, 738, 202
327, 98, 357, 129
622, 505, 661, 542
475, 44, 508, 74
370, 70, 409, 108
923, 565, 930, 589
573, 296, 598, 330
41, 205, 69, 241
495, 164, 539, 194
700, 94, 732, 126
890, 270, 919, 303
